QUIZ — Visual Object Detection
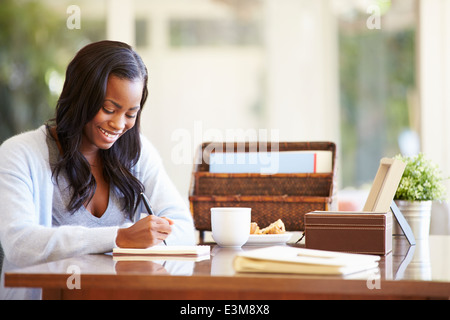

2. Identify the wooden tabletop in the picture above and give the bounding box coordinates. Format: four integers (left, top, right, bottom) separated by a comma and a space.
4, 235, 450, 300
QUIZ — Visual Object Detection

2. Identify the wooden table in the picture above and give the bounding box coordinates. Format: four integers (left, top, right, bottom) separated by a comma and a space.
3, 235, 450, 300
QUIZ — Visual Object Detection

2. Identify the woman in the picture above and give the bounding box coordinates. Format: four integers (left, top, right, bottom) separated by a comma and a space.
0, 41, 195, 267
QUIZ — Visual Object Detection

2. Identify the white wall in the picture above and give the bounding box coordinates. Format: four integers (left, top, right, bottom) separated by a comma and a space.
106, 0, 340, 201
265, 0, 339, 142
107, 0, 135, 46
419, 0, 450, 193
138, 0, 265, 201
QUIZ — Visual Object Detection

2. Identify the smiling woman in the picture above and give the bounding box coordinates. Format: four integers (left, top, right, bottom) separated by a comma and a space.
50, 41, 148, 217
79, 75, 143, 217
0, 41, 195, 268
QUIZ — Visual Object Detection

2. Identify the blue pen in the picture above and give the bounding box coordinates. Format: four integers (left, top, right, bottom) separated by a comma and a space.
140, 192, 167, 245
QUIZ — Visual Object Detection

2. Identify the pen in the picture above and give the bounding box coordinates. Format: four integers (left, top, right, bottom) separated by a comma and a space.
140, 192, 167, 245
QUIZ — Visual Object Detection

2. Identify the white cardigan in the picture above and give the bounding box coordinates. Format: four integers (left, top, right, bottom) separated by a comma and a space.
0, 126, 195, 267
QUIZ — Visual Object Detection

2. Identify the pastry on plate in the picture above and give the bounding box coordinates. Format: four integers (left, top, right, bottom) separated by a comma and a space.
250, 222, 260, 234
250, 219, 286, 235
260, 219, 286, 234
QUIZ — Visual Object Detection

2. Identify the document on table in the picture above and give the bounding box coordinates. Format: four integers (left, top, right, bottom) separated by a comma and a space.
233, 246, 380, 275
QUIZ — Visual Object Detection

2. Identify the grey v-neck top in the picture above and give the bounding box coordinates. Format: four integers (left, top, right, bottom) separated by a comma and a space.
46, 130, 132, 228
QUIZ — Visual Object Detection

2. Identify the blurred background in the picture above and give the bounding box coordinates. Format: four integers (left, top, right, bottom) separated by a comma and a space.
1, 0, 449, 208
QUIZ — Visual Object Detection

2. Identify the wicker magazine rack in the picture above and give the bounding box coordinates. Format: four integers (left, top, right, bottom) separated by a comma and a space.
189, 141, 337, 236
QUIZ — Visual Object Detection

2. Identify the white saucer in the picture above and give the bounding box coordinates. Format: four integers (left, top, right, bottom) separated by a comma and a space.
245, 233, 293, 246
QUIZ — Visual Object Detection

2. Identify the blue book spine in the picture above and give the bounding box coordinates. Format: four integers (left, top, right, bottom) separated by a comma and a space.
209, 152, 316, 174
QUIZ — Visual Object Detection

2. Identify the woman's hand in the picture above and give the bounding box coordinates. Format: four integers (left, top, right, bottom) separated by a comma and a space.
115, 215, 173, 248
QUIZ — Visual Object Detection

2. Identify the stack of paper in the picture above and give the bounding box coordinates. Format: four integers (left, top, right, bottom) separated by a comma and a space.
113, 245, 210, 261
233, 246, 380, 275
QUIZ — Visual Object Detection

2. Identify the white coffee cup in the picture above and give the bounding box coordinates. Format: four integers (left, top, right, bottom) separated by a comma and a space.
211, 207, 251, 248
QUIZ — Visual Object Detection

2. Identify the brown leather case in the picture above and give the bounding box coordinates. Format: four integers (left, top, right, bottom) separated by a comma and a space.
304, 211, 392, 255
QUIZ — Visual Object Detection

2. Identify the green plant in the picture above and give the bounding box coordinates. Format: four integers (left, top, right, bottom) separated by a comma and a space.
0, 0, 106, 144
394, 153, 446, 201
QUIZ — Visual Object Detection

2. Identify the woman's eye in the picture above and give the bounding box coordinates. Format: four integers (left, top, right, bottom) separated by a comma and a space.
103, 107, 114, 114
126, 114, 137, 119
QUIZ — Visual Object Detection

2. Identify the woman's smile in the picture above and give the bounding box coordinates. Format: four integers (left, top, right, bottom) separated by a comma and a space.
98, 126, 121, 141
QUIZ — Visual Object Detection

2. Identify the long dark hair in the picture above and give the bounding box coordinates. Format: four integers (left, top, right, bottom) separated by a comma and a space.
50, 40, 148, 217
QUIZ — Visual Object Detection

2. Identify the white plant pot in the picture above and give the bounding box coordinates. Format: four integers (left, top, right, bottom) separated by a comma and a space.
394, 200, 432, 240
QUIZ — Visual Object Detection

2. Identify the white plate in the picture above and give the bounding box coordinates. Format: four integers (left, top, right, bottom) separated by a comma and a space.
245, 233, 293, 246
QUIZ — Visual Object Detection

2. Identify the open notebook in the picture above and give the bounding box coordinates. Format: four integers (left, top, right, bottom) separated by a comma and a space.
113, 245, 210, 261
233, 246, 380, 276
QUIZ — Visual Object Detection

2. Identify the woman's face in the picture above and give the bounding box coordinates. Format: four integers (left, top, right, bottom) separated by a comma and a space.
81, 75, 143, 154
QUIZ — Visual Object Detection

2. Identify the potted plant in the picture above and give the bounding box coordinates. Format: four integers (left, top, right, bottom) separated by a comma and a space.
394, 153, 447, 239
